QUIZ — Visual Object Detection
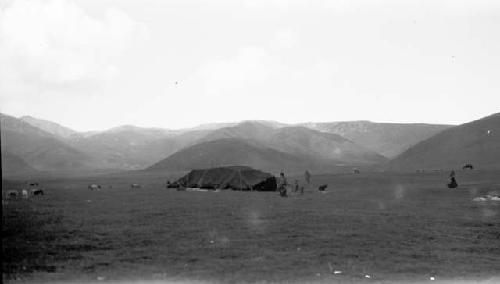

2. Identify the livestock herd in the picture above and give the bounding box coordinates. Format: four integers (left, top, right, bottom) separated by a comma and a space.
3, 182, 144, 200
3, 182, 44, 200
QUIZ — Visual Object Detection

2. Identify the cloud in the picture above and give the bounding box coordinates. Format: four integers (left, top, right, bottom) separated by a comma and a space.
0, 0, 149, 99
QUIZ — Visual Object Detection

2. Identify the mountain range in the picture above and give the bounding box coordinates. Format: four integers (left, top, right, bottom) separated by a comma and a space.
2, 112, 499, 177
301, 121, 451, 158
1, 114, 99, 175
194, 122, 386, 164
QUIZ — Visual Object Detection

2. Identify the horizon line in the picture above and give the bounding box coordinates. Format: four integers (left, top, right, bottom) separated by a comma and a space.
0, 111, 468, 133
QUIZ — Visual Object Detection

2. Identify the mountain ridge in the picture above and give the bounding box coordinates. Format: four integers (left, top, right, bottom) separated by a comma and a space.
301, 121, 453, 158
195, 122, 387, 164
386, 113, 500, 171
147, 138, 351, 174
3, 112, 475, 177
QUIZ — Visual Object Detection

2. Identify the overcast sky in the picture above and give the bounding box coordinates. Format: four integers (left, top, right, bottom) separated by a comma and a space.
0, 0, 499, 131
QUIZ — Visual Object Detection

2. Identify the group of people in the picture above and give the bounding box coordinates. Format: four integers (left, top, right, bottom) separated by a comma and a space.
277, 172, 306, 197
277, 168, 460, 196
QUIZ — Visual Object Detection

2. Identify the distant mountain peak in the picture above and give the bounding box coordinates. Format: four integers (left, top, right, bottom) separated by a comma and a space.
106, 124, 168, 133
238, 120, 288, 128
20, 115, 77, 139
300, 121, 453, 158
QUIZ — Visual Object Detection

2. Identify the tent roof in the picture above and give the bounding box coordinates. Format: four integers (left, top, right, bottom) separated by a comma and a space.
175, 166, 276, 191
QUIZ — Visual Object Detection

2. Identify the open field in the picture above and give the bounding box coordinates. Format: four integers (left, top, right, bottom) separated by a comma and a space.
2, 170, 500, 283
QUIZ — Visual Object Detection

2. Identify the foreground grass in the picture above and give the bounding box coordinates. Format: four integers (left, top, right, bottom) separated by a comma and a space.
2, 170, 500, 283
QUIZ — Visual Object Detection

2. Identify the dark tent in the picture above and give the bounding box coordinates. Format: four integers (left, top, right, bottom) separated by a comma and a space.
169, 166, 277, 191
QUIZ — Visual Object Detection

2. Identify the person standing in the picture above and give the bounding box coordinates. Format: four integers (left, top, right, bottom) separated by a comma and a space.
305, 170, 311, 185
447, 169, 458, 188
278, 172, 288, 197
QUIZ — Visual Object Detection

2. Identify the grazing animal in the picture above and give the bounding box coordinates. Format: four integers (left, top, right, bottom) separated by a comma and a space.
353, 168, 360, 174
463, 163, 474, 170
7, 190, 19, 198
28, 182, 39, 187
22, 190, 29, 198
31, 188, 44, 196
88, 184, 101, 191
318, 184, 328, 191
131, 183, 142, 189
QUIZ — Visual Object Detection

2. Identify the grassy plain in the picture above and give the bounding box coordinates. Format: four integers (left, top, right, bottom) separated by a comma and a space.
2, 170, 500, 283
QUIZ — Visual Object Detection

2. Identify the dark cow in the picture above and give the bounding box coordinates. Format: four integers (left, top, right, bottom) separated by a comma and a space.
6, 190, 19, 198
31, 188, 44, 196
131, 183, 142, 189
318, 184, 328, 191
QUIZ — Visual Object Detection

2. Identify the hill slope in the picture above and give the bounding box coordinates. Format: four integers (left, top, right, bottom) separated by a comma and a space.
1, 114, 99, 173
148, 138, 345, 174
197, 121, 387, 164
21, 116, 79, 140
386, 113, 500, 171
301, 121, 452, 158
1, 151, 38, 176
68, 127, 211, 170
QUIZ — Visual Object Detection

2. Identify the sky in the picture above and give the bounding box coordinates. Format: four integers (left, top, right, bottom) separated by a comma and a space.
0, 0, 499, 131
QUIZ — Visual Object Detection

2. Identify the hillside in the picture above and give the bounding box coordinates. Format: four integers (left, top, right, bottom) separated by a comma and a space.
197, 121, 387, 164
1, 151, 38, 177
4, 114, 227, 171
147, 138, 346, 174
301, 121, 452, 158
68, 127, 211, 170
270, 126, 387, 164
1, 114, 99, 173
21, 115, 79, 140
386, 113, 500, 171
